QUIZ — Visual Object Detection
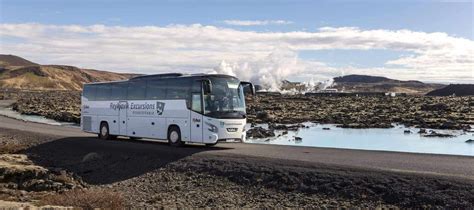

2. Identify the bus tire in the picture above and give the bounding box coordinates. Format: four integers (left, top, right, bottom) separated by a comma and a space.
99, 122, 112, 140
205, 142, 217, 147
168, 126, 184, 147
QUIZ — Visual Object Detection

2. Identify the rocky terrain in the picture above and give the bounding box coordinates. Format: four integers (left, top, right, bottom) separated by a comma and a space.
246, 94, 473, 130
1, 90, 81, 123
0, 129, 85, 203
1, 90, 472, 131
1, 127, 473, 208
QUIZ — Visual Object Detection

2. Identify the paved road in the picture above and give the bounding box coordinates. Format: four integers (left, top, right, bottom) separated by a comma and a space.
1, 115, 473, 179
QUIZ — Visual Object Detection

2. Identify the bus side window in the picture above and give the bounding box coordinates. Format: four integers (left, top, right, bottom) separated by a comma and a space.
166, 78, 191, 101
190, 80, 202, 112
127, 81, 146, 100
83, 85, 97, 101
96, 84, 111, 101
146, 80, 166, 100
191, 94, 202, 113
111, 83, 127, 100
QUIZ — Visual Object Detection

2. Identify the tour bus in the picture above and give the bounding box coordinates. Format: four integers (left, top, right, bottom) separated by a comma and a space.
80, 73, 255, 146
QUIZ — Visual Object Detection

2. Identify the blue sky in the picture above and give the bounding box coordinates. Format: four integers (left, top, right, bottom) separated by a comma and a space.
2, 0, 472, 37
0, 0, 472, 85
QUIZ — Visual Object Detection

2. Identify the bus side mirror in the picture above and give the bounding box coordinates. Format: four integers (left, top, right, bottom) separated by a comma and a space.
240, 81, 256, 96
203, 79, 212, 94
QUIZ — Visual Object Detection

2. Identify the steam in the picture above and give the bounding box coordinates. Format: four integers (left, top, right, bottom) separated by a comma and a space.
213, 49, 303, 91
319, 78, 334, 90
213, 49, 338, 93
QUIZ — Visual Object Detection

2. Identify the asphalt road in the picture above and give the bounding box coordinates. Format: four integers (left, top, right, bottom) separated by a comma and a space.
1, 115, 473, 180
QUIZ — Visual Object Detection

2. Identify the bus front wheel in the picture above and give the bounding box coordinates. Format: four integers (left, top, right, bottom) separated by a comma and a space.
168, 126, 184, 147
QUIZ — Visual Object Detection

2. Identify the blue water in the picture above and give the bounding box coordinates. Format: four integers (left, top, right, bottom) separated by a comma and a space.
246, 123, 474, 156
0, 107, 77, 126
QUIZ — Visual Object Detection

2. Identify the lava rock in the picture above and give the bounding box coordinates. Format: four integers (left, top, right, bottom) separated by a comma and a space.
246, 127, 275, 139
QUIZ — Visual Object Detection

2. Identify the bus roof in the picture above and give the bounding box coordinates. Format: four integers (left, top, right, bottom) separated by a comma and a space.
84, 73, 238, 86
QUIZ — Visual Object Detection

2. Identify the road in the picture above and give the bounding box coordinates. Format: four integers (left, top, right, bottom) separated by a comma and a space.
1, 115, 473, 180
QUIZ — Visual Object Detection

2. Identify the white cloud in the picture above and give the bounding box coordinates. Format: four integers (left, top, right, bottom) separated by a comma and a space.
0, 23, 472, 84
222, 20, 293, 26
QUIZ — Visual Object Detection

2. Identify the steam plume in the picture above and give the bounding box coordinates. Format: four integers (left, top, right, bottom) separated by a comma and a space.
213, 49, 304, 91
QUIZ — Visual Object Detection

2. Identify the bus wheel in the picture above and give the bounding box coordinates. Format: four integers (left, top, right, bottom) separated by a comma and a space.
99, 122, 111, 140
168, 126, 184, 147
205, 143, 217, 147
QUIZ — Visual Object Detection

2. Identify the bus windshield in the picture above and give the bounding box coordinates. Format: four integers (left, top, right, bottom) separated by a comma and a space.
203, 77, 246, 118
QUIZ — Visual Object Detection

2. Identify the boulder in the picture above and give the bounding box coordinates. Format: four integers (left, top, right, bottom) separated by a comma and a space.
256, 111, 274, 121
246, 127, 275, 139
418, 128, 427, 134
0, 154, 83, 192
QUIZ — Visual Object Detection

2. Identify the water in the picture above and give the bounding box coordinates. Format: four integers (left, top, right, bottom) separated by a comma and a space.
246, 123, 474, 156
0, 107, 76, 126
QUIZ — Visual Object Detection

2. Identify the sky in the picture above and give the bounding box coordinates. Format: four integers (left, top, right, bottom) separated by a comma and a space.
0, 0, 473, 88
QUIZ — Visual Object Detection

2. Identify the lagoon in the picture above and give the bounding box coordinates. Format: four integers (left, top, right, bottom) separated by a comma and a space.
245, 123, 474, 156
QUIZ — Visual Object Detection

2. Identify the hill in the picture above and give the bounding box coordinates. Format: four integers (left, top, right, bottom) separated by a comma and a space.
0, 54, 38, 67
0, 55, 136, 90
332, 74, 444, 95
334, 75, 395, 83
426, 84, 474, 96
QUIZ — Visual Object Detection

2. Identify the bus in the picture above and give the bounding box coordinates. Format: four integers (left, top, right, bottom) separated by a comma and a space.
81, 73, 255, 146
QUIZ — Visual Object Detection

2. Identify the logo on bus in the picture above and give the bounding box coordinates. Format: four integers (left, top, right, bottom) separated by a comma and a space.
156, 102, 165, 115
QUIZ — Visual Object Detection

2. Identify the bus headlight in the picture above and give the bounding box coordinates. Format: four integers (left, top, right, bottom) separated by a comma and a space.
206, 122, 218, 133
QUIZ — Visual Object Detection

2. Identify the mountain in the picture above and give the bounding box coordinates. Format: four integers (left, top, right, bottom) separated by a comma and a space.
426, 84, 474, 96
332, 74, 445, 95
334, 75, 395, 83
0, 55, 136, 90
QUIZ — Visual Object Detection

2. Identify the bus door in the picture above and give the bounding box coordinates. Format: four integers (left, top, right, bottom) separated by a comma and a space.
190, 93, 203, 142
118, 101, 128, 135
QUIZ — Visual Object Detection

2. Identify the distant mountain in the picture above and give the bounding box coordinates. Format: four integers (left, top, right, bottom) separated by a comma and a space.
426, 84, 474, 96
334, 75, 395, 83
0, 54, 136, 90
332, 74, 444, 95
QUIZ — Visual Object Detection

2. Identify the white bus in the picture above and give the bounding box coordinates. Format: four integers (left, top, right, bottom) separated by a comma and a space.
81, 73, 255, 146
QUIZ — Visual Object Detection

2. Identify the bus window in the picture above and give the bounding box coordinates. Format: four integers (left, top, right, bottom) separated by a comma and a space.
190, 80, 202, 109
127, 81, 146, 100
96, 84, 111, 101
111, 83, 128, 100
83, 85, 96, 101
146, 80, 167, 100
166, 78, 190, 100
191, 93, 202, 113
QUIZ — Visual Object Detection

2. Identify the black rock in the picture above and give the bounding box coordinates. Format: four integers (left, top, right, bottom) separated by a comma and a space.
246, 127, 275, 139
